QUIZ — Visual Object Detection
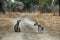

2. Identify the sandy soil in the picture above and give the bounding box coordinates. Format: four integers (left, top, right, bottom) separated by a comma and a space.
1, 32, 60, 40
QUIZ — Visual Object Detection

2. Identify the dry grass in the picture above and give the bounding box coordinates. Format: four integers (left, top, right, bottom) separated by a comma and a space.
0, 12, 60, 32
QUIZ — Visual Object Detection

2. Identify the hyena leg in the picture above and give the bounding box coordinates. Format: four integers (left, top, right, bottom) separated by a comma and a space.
14, 25, 18, 32
18, 28, 21, 32
38, 25, 41, 33
41, 27, 44, 31
14, 25, 21, 32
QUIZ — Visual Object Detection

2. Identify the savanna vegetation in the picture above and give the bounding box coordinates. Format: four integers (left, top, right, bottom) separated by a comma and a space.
0, 0, 59, 13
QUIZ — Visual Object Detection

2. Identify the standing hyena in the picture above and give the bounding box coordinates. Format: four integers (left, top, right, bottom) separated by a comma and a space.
14, 20, 21, 32
34, 22, 44, 33
38, 25, 44, 33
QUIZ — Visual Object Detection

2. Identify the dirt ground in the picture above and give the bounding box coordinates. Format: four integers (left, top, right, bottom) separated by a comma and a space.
0, 12, 60, 40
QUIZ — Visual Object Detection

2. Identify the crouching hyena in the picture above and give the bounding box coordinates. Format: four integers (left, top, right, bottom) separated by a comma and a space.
14, 20, 21, 32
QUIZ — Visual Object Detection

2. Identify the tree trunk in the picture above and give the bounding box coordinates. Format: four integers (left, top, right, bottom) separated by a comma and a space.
58, 0, 60, 16
59, 6, 60, 16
